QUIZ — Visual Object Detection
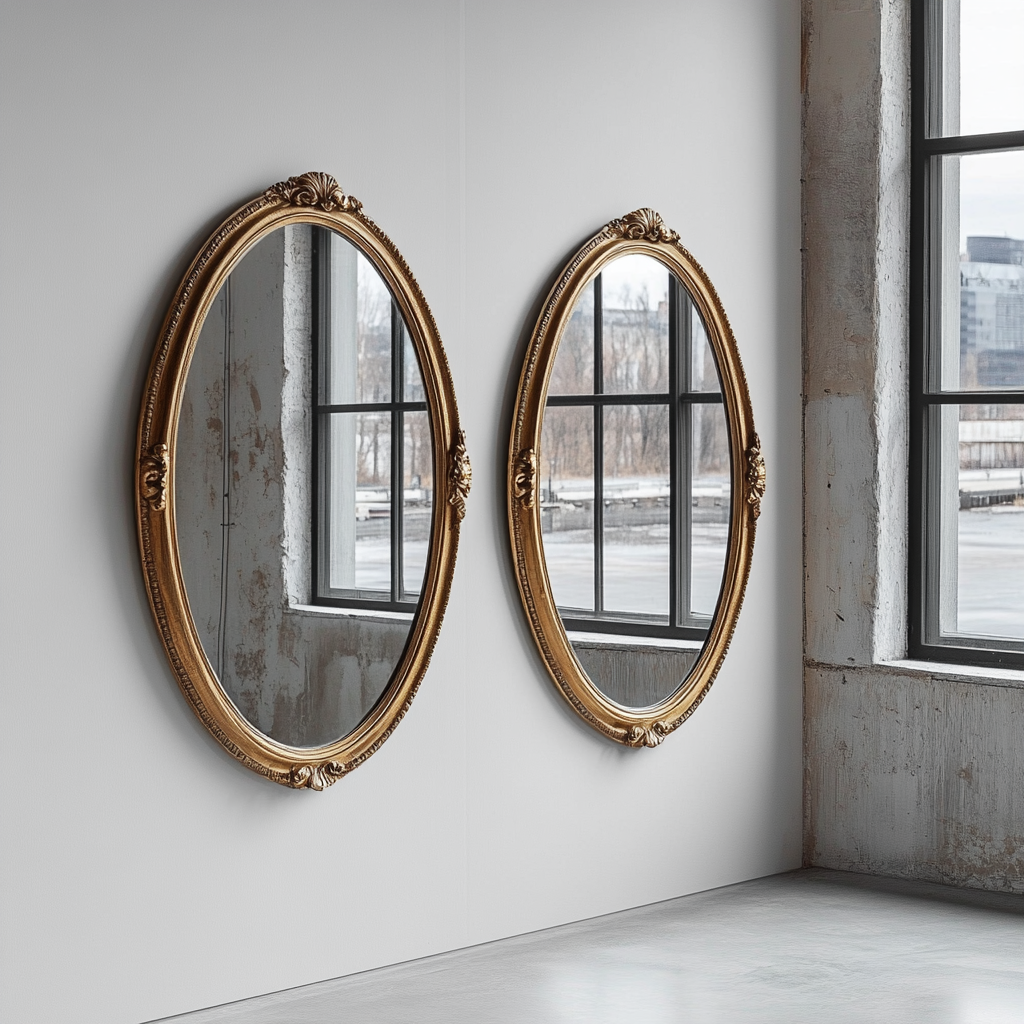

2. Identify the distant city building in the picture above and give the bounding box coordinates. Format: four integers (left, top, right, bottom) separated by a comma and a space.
960, 235, 1024, 390
966, 236, 1024, 266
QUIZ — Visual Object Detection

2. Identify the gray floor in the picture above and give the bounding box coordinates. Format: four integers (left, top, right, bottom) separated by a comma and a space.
156, 869, 1024, 1024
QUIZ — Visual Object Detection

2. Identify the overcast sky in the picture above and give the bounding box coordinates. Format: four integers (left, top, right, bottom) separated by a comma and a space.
958, 0, 1024, 247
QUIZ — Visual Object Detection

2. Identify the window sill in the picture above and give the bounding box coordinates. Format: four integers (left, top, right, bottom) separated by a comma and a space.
878, 658, 1024, 690
289, 603, 414, 624
568, 630, 704, 655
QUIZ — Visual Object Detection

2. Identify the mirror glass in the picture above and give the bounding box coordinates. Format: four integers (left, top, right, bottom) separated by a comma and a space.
175, 224, 430, 747
540, 253, 730, 708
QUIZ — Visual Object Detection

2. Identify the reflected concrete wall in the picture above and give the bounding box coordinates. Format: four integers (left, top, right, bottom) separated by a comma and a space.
572, 639, 700, 708
176, 226, 409, 747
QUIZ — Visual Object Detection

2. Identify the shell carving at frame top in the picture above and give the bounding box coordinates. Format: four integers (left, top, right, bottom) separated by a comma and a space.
607, 208, 680, 244
265, 172, 363, 214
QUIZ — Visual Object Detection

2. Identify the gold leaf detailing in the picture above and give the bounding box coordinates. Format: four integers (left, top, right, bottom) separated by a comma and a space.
266, 171, 362, 214
607, 208, 680, 244
448, 430, 472, 522
624, 722, 671, 748
140, 443, 169, 511
513, 448, 537, 509
288, 761, 349, 791
746, 434, 766, 520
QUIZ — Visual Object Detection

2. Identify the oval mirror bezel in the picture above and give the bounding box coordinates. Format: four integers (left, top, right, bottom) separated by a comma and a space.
136, 173, 470, 788
508, 209, 764, 747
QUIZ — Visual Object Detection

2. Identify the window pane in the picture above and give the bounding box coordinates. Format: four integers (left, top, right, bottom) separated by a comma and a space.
933, 151, 1024, 390
541, 406, 595, 611
930, 403, 1024, 641
691, 403, 731, 616
549, 280, 595, 395
324, 411, 391, 594
957, 0, 1024, 136
603, 404, 670, 618
402, 321, 426, 402
322, 233, 392, 405
602, 255, 670, 395
958, 404, 1024, 638
689, 300, 721, 393
402, 411, 432, 598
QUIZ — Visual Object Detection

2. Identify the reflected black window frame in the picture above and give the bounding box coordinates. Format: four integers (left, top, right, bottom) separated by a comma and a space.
546, 270, 727, 641
310, 226, 430, 613
910, 0, 1024, 667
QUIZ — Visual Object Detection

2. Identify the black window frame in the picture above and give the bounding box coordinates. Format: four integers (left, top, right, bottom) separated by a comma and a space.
909, 0, 1024, 668
310, 226, 430, 614
548, 270, 728, 642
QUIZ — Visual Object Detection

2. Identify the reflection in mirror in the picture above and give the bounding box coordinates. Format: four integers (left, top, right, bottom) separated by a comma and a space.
176, 225, 430, 747
541, 254, 729, 708
313, 230, 433, 605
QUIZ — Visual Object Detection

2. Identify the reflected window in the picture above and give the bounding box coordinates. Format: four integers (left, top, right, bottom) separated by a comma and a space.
312, 227, 432, 610
911, 0, 1024, 665
542, 256, 728, 640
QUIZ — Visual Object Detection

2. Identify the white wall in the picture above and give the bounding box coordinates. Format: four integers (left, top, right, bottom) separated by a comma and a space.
0, 2, 802, 1021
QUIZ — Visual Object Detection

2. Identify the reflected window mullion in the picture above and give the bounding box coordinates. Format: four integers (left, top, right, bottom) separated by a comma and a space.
594, 273, 605, 615
312, 226, 329, 601
391, 301, 403, 602
680, 281, 695, 626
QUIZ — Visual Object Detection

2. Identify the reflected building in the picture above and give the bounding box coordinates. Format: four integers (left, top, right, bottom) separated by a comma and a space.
960, 235, 1024, 389
958, 236, 1024, 474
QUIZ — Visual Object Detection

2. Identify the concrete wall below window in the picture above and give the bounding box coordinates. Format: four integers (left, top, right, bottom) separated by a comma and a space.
805, 663, 1024, 892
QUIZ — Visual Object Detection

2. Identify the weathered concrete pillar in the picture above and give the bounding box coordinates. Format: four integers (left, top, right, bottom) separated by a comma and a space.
802, 0, 910, 669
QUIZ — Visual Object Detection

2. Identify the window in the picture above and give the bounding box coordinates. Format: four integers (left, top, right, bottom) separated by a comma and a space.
541, 254, 730, 641
311, 227, 433, 612
911, 0, 1024, 666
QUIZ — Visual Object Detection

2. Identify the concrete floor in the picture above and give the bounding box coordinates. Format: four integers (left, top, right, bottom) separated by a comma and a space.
156, 869, 1024, 1024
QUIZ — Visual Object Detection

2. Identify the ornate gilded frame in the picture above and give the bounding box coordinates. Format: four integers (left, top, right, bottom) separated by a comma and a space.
136, 173, 470, 788
508, 209, 764, 747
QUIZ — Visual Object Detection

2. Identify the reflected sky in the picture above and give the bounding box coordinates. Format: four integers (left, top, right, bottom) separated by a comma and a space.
955, 1, 1024, 246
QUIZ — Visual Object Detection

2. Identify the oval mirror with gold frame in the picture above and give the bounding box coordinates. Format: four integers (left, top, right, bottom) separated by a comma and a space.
508, 209, 763, 747
137, 173, 470, 788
